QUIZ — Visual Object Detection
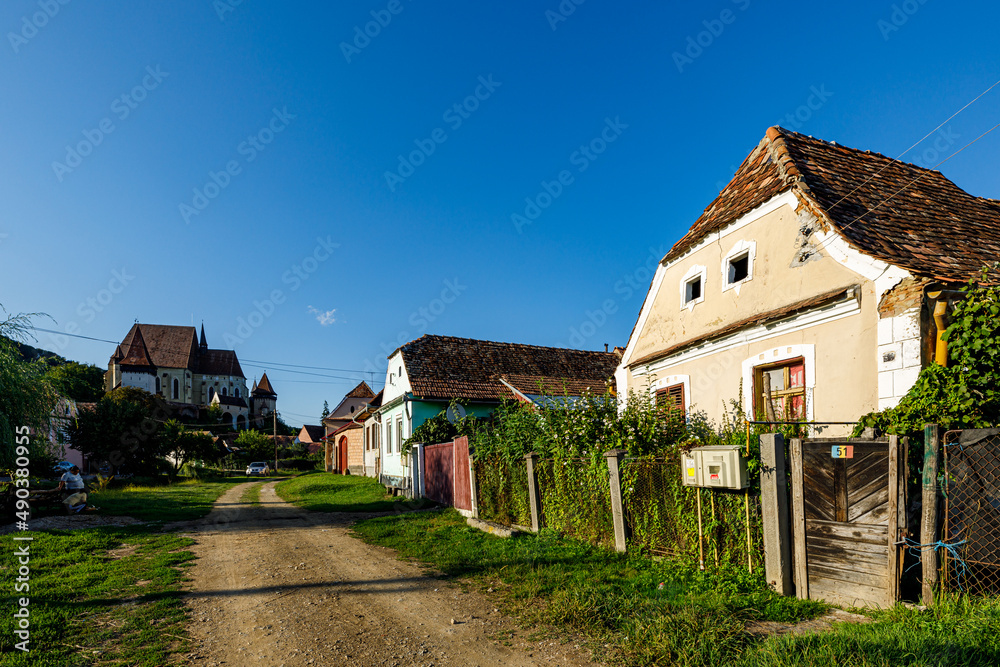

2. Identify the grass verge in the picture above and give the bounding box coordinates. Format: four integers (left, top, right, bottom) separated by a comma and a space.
0, 526, 196, 666
351, 510, 1000, 666
91, 480, 241, 523
275, 470, 434, 512
240, 482, 262, 506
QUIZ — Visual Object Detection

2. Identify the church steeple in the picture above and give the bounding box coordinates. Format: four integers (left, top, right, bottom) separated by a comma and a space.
199, 322, 208, 350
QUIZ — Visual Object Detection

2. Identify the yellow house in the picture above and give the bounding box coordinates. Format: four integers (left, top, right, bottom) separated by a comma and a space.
617, 127, 1000, 430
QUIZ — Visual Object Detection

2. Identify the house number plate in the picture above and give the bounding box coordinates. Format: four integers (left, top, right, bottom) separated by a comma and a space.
831, 445, 854, 459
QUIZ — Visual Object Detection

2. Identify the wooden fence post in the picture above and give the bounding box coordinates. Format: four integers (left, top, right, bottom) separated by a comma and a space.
790, 437, 808, 600
525, 452, 542, 533
411, 444, 424, 499
468, 444, 479, 519
605, 449, 629, 553
760, 433, 793, 596
922, 423, 940, 606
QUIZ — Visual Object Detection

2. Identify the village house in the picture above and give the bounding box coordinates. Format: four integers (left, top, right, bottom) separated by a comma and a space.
616, 126, 1000, 429
295, 424, 326, 455
377, 334, 620, 492
360, 389, 383, 478
322, 381, 376, 474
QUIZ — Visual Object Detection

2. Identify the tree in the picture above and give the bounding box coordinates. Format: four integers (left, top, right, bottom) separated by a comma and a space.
234, 429, 274, 461
0, 310, 59, 475
321, 400, 330, 421
45, 361, 105, 402
67, 387, 169, 475
162, 420, 217, 479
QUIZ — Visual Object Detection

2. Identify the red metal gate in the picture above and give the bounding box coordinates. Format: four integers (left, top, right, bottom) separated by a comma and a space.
424, 442, 454, 506
453, 436, 471, 512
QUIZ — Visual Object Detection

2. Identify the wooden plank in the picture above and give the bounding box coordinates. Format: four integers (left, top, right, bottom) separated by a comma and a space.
808, 575, 889, 609
806, 519, 888, 544
847, 458, 890, 500
922, 425, 940, 606
886, 434, 900, 606
850, 504, 891, 526
804, 489, 836, 522
808, 562, 888, 589
834, 458, 848, 522
808, 544, 888, 572
791, 438, 808, 600
848, 471, 890, 507
808, 534, 892, 557
808, 551, 888, 577
848, 486, 890, 523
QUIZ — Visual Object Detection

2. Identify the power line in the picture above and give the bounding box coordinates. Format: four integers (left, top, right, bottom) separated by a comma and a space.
28, 327, 119, 345
241, 357, 378, 376
819, 78, 1000, 220
815, 119, 1000, 252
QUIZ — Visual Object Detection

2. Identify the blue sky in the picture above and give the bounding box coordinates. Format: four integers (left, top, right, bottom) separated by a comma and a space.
2, 0, 998, 427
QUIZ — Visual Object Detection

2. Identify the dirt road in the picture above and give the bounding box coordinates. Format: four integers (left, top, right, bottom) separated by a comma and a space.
178, 481, 597, 666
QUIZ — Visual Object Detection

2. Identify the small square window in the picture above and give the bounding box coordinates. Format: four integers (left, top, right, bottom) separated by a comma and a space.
684, 277, 702, 303
728, 253, 749, 284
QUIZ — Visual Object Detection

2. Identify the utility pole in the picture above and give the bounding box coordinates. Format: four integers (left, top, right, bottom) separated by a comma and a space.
273, 409, 278, 474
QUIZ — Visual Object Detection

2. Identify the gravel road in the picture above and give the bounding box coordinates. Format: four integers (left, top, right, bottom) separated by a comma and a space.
177, 480, 597, 666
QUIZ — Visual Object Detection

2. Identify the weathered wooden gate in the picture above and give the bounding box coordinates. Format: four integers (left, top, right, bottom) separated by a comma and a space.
790, 436, 902, 608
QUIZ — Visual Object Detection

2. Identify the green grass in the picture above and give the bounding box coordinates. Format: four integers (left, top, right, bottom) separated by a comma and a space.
0, 526, 196, 666
351, 510, 1000, 666
240, 481, 262, 505
275, 470, 434, 512
90, 479, 240, 523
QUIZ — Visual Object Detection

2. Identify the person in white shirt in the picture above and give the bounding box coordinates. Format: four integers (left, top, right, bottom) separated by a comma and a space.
57, 465, 87, 514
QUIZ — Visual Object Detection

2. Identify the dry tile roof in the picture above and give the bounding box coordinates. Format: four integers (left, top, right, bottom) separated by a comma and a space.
665, 126, 1000, 283
398, 335, 619, 401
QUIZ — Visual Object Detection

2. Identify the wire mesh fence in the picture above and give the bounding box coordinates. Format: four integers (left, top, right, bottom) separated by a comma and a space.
474, 455, 531, 528
535, 457, 614, 546
943, 429, 1000, 595
622, 456, 763, 567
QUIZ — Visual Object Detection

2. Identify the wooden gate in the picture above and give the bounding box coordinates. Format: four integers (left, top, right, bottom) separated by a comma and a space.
790, 436, 902, 608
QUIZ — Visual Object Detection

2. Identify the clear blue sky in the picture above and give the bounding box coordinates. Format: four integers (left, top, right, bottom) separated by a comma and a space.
2, 1, 998, 427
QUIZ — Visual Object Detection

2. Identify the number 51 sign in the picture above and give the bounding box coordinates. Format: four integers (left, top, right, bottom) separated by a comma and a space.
831, 445, 854, 459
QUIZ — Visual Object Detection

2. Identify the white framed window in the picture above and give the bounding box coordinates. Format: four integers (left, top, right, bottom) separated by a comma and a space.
385, 421, 392, 453
679, 265, 707, 310
721, 240, 756, 294
396, 418, 403, 453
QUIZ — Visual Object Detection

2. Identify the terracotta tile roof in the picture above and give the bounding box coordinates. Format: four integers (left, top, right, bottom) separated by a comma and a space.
253, 372, 276, 397
119, 326, 155, 369
501, 373, 611, 398
115, 324, 198, 369
331, 421, 363, 435
299, 425, 325, 442
664, 126, 1000, 282
399, 335, 619, 401
631, 284, 860, 367
345, 381, 375, 399
197, 349, 245, 378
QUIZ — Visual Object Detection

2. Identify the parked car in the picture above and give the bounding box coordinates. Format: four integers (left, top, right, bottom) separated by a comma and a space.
246, 462, 271, 476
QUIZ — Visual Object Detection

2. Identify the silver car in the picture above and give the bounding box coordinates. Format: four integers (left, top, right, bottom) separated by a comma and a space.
245, 462, 271, 476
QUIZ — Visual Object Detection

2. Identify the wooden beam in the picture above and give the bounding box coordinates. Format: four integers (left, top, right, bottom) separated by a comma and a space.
886, 434, 900, 606
922, 424, 940, 606
790, 438, 808, 600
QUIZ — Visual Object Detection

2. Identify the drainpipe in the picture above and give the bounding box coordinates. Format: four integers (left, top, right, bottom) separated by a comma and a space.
927, 290, 949, 367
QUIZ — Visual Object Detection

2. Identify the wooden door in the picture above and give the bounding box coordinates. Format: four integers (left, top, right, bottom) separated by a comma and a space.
339, 436, 348, 474
791, 437, 901, 608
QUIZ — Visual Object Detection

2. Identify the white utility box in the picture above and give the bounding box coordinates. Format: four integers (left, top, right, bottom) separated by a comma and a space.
681, 445, 749, 490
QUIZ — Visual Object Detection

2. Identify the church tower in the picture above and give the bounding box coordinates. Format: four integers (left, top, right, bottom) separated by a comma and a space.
251, 372, 277, 426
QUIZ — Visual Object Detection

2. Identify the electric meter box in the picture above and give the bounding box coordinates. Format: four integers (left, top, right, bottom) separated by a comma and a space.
681, 445, 749, 490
